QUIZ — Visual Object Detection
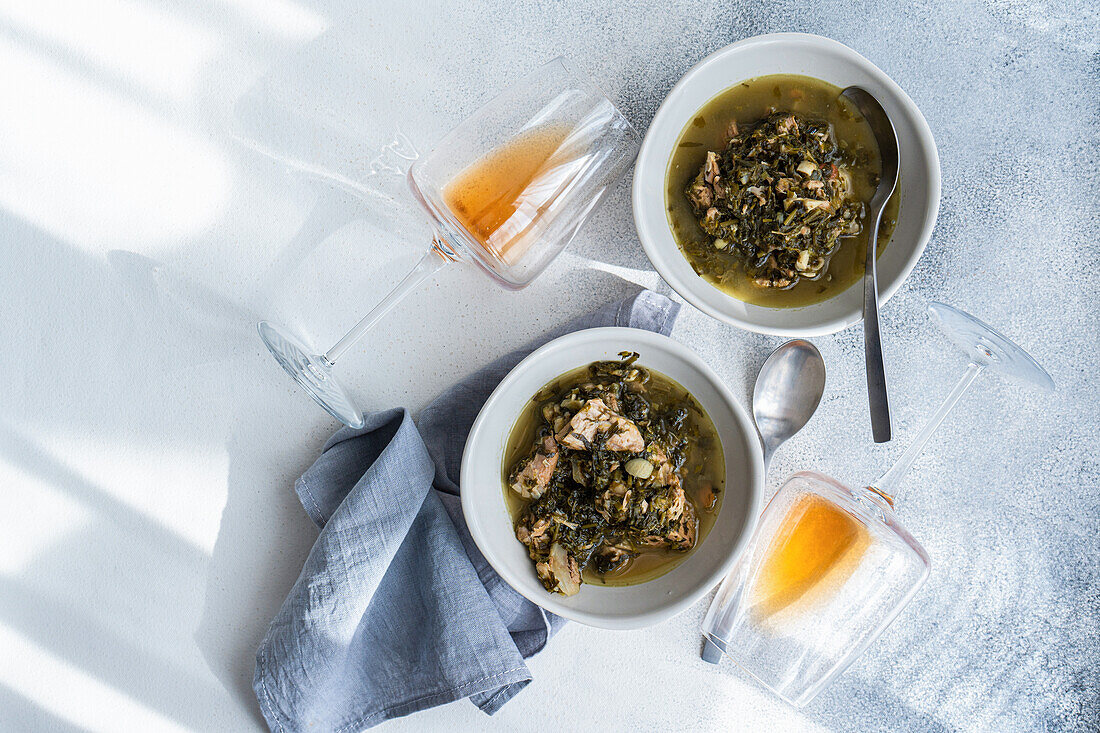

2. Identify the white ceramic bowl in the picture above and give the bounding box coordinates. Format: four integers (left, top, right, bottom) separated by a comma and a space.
633, 33, 941, 336
460, 328, 763, 629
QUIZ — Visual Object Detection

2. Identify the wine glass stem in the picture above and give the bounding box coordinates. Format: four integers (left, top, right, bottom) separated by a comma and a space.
322, 247, 450, 366
872, 362, 984, 504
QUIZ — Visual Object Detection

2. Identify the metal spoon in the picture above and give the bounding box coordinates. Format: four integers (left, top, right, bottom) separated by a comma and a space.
840, 86, 899, 444
701, 339, 826, 663
752, 339, 827, 469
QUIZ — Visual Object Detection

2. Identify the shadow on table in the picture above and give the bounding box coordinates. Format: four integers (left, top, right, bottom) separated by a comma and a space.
0, 423, 246, 728
0, 681, 86, 733
0, 207, 320, 729
808, 674, 952, 732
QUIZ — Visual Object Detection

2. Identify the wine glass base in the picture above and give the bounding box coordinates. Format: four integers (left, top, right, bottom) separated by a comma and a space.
258, 321, 365, 429
930, 302, 1054, 391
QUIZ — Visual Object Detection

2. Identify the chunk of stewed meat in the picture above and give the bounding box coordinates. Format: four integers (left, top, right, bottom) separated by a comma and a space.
556, 398, 645, 452
509, 435, 558, 499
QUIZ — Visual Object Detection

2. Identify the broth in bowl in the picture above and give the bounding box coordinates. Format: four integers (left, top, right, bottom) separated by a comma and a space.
502, 352, 724, 595
665, 74, 900, 308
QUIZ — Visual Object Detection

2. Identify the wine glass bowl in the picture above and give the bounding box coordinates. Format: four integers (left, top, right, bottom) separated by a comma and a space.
407, 59, 640, 289
703, 471, 930, 708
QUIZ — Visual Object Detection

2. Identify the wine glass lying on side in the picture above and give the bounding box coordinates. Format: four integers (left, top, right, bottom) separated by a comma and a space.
702, 301, 1054, 708
259, 57, 640, 428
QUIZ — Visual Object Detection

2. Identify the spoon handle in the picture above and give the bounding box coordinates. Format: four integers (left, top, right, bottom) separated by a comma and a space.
864, 219, 892, 443
761, 442, 774, 472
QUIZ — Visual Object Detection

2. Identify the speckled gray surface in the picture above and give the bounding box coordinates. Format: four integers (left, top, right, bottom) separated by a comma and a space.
365, 3, 1100, 729
2, 0, 1097, 730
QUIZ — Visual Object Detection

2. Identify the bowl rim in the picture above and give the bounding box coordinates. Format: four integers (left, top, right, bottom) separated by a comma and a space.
459, 326, 764, 629
631, 32, 942, 336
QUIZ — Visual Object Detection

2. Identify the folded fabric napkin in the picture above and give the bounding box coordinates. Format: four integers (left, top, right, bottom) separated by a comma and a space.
253, 290, 681, 731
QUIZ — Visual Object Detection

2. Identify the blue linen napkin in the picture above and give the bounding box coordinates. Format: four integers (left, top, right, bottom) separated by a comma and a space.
253, 289, 680, 731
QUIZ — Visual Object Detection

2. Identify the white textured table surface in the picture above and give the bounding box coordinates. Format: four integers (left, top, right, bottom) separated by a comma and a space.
1, 1, 1097, 731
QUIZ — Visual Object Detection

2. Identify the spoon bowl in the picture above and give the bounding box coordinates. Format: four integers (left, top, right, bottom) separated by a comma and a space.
753, 340, 827, 468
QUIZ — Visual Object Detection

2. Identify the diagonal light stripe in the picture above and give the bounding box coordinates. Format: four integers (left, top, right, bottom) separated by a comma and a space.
0, 622, 190, 733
